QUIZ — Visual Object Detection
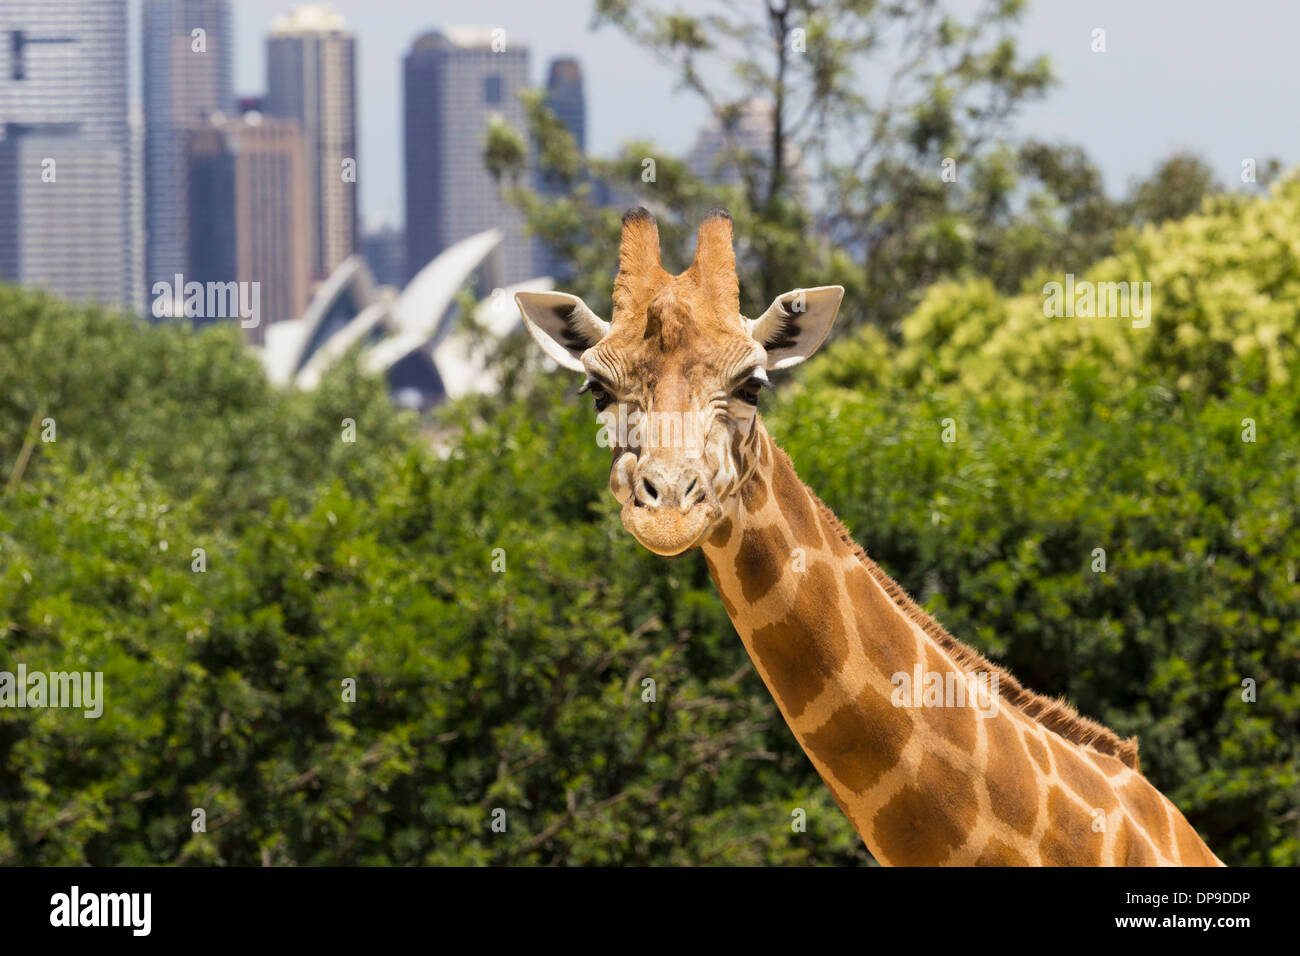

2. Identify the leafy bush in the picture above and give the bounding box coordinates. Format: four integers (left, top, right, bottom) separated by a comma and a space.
808, 176, 1300, 402
0, 293, 861, 865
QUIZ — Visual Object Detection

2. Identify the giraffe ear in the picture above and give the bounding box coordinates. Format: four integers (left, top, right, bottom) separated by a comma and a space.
748, 286, 844, 370
515, 291, 610, 372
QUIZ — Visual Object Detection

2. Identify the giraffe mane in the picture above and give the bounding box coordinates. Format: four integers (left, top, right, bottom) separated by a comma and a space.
798, 475, 1143, 772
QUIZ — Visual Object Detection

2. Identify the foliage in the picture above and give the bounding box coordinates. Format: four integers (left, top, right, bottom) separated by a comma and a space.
489, 1, 1255, 337
0, 288, 412, 524
768, 377, 1300, 866
0, 290, 864, 865
806, 174, 1300, 403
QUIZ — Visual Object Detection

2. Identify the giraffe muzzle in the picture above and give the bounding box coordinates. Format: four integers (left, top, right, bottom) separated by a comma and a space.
617, 456, 721, 556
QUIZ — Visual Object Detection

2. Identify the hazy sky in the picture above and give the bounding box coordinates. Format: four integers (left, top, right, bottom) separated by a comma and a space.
129, 0, 1300, 230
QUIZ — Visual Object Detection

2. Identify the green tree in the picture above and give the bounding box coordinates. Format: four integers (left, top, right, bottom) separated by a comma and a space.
490, 0, 1063, 329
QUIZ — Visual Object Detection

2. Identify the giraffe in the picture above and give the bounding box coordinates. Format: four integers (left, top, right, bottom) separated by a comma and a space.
514, 207, 1223, 867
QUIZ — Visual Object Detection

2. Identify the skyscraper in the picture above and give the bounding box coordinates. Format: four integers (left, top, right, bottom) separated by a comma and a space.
0, 128, 131, 307
142, 0, 233, 309
0, 0, 141, 311
403, 27, 532, 284
535, 56, 586, 281
686, 98, 807, 202
544, 58, 585, 152
187, 111, 311, 341
266, 4, 357, 282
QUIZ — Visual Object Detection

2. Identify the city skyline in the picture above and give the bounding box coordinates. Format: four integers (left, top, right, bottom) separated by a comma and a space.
212, 0, 1300, 230
1, 0, 587, 330
10, 0, 1300, 319
187, 110, 312, 335
99, 0, 1300, 233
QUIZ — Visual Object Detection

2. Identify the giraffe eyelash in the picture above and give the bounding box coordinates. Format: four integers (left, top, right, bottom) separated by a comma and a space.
579, 377, 614, 411
732, 371, 770, 406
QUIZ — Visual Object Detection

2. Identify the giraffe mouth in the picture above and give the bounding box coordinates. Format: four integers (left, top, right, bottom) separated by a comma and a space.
620, 498, 719, 556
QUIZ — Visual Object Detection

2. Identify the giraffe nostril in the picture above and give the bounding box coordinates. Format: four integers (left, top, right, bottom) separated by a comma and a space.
683, 477, 698, 499
641, 477, 660, 504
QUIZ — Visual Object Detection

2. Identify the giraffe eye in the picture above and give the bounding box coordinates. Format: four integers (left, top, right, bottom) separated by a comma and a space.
735, 377, 765, 406
581, 379, 612, 412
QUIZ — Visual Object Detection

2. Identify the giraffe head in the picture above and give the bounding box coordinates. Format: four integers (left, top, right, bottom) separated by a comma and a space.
516, 207, 844, 556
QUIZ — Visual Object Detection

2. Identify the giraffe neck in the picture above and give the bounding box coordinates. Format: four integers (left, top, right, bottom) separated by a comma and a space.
700, 423, 1221, 866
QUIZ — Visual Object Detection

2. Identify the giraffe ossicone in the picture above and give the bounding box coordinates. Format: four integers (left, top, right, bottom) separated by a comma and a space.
515, 207, 1223, 867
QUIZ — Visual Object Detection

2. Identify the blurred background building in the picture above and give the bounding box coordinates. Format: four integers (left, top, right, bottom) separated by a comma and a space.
687, 97, 807, 202
186, 109, 311, 341
263, 227, 552, 410
534, 56, 586, 282
543, 57, 585, 153
362, 223, 405, 290
143, 0, 234, 308
266, 3, 357, 282
0, 0, 141, 312
403, 27, 533, 285
0, 2, 590, 406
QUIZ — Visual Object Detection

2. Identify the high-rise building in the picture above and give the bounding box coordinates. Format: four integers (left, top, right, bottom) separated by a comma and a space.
544, 58, 585, 152
266, 4, 357, 282
0, 127, 131, 307
535, 56, 586, 281
186, 112, 311, 342
0, 0, 141, 312
403, 27, 532, 284
142, 0, 233, 308
687, 98, 807, 202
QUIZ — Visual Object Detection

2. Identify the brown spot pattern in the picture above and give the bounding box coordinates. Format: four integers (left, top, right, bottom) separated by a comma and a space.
975, 838, 1030, 866
1088, 751, 1131, 777
1049, 737, 1118, 812
845, 565, 917, 682
742, 471, 769, 511
706, 516, 733, 549
735, 525, 787, 604
984, 714, 1039, 837
1116, 816, 1158, 865
921, 645, 978, 753
1118, 778, 1174, 852
1172, 813, 1216, 866
769, 452, 825, 550
872, 754, 976, 866
747, 562, 848, 718
804, 679, 913, 794
1039, 785, 1102, 865
702, 553, 738, 619
1023, 731, 1052, 775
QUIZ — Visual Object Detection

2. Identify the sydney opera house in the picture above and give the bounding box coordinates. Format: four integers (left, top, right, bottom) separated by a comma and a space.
259, 228, 553, 409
